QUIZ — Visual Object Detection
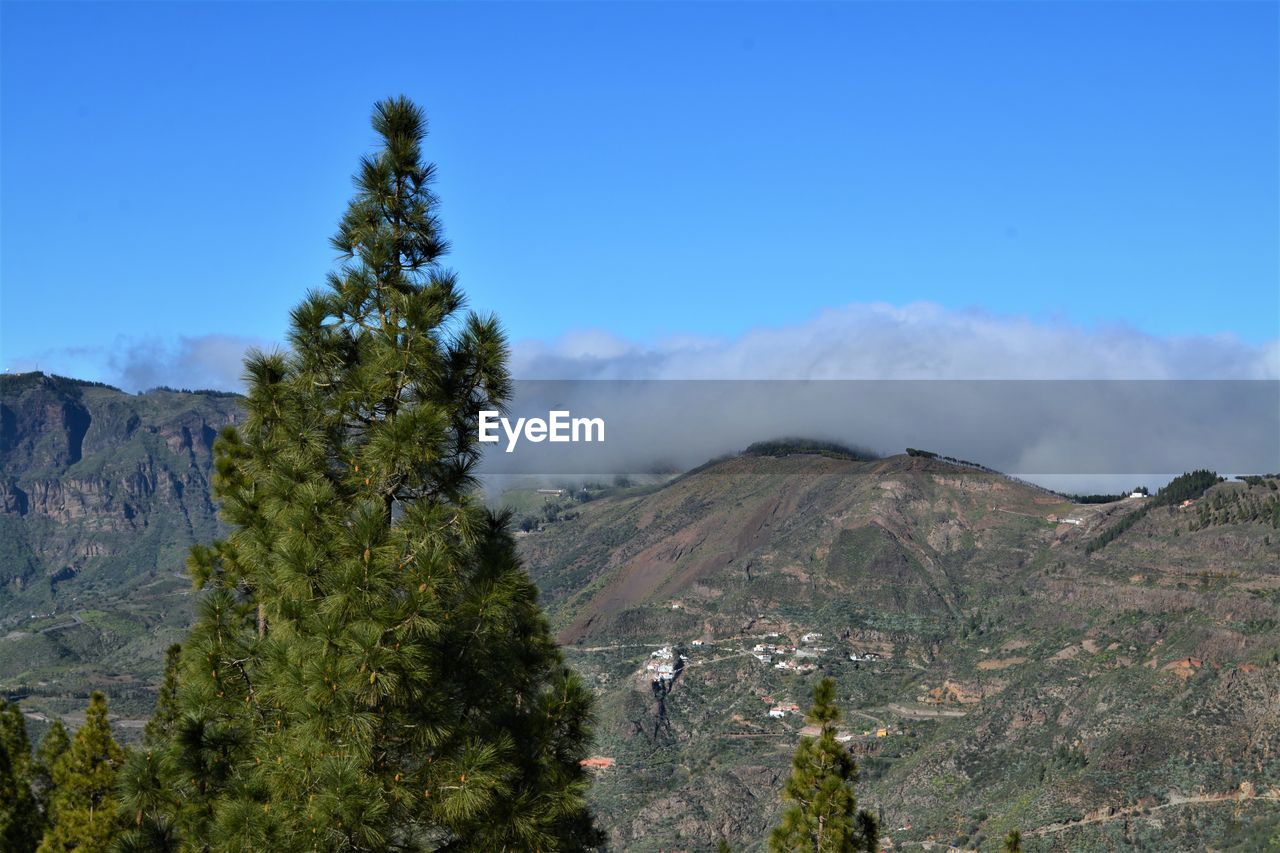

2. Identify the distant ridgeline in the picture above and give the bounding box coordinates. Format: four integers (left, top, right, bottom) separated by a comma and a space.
904, 447, 1066, 499
1084, 469, 1250, 553
743, 438, 880, 462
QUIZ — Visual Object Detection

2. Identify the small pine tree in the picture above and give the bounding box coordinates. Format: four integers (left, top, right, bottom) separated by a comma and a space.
770, 678, 877, 852
0, 700, 41, 852
37, 692, 125, 853
120, 96, 598, 850
32, 719, 70, 816
1003, 828, 1023, 852
142, 644, 182, 749
0, 700, 33, 777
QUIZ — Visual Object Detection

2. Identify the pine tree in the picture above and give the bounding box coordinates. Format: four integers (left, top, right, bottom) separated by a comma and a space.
769, 678, 877, 852
119, 96, 598, 851
1002, 829, 1023, 852
37, 691, 125, 853
0, 700, 41, 852
32, 719, 70, 819
118, 644, 185, 853
142, 644, 182, 749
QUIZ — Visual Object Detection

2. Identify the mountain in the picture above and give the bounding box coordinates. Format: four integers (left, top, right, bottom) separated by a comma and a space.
516, 453, 1280, 851
0, 372, 240, 720
3, 371, 1278, 850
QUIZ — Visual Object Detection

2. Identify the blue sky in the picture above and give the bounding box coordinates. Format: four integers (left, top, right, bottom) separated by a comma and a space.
2, 1, 1277, 388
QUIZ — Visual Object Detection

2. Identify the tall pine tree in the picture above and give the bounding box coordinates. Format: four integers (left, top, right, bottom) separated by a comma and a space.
769, 678, 877, 853
38, 692, 125, 853
120, 96, 598, 851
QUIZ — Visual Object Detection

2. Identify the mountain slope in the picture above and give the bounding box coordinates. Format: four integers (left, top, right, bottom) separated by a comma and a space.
0, 373, 240, 718
518, 454, 1280, 851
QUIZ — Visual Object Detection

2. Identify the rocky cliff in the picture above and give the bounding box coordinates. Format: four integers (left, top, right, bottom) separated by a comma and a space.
0, 372, 241, 716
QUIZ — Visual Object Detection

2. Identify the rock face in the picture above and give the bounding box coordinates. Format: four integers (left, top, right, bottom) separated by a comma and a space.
1, 373, 240, 594
0, 373, 241, 713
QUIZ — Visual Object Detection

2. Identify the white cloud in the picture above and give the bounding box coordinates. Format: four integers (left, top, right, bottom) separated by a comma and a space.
511, 302, 1279, 380
5, 334, 270, 393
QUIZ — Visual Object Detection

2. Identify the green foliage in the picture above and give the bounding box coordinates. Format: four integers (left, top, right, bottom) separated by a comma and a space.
1002, 828, 1023, 852
1190, 477, 1280, 531
119, 97, 598, 851
33, 719, 70, 816
142, 645, 182, 749
769, 678, 877, 852
904, 448, 937, 458
0, 372, 121, 395
37, 692, 125, 853
1152, 470, 1221, 507
0, 700, 42, 852
744, 439, 879, 462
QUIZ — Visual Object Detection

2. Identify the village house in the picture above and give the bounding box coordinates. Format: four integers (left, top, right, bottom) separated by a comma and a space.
775, 659, 817, 673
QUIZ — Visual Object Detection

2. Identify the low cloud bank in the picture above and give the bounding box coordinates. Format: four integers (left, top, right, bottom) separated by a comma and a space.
502, 304, 1278, 489
9, 303, 1275, 491
512, 302, 1279, 380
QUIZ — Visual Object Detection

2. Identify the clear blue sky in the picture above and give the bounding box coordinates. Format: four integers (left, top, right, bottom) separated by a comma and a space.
2, 1, 1277, 379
